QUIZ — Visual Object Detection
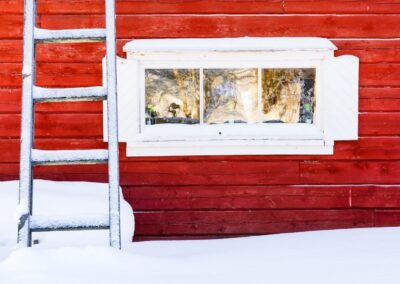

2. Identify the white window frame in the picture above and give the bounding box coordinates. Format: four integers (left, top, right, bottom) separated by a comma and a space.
103, 38, 359, 157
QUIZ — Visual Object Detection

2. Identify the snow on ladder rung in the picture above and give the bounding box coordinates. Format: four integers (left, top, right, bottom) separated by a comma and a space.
33, 86, 107, 102
31, 149, 109, 165
30, 215, 110, 232
34, 27, 106, 43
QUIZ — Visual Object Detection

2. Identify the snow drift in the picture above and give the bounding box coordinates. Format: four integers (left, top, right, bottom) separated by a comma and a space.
0, 180, 134, 247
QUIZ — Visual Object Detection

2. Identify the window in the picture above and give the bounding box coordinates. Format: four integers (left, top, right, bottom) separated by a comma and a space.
103, 37, 359, 156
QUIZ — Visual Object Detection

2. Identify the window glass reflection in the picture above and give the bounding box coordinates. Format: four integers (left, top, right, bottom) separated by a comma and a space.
203, 69, 258, 124
262, 69, 315, 123
145, 69, 200, 125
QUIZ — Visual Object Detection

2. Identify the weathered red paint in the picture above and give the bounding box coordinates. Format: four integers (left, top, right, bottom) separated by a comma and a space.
0, 2, 399, 240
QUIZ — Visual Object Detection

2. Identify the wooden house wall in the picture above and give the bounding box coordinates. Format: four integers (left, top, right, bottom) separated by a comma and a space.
0, 0, 400, 241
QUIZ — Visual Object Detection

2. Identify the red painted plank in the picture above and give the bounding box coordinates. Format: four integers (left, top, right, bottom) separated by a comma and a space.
5, 0, 400, 15
361, 87, 400, 100
0, 88, 102, 113
0, 14, 23, 39
359, 88, 400, 112
126, 185, 400, 211
360, 98, 400, 112
115, 0, 284, 14
0, 40, 125, 63
0, 162, 108, 182
351, 186, 400, 208
2, 62, 400, 88
359, 87, 400, 112
0, 62, 103, 88
1, 40, 399, 64
360, 64, 400, 87
0, 113, 103, 138
0, 160, 299, 186
300, 161, 400, 185
0, 0, 22, 14
332, 138, 400, 161
123, 185, 350, 210
5, 112, 400, 139
0, 40, 22, 63
3, 137, 400, 166
0, 163, 19, 181
0, 88, 20, 113
133, 235, 243, 242
0, 138, 130, 164
134, 209, 373, 235
333, 39, 400, 50
38, 15, 400, 39
8, 160, 400, 187
119, 161, 300, 186
284, 0, 400, 14
36, 62, 102, 87
1, 0, 283, 15
0, 63, 21, 87
359, 112, 400, 136
336, 49, 400, 63
374, 210, 400, 227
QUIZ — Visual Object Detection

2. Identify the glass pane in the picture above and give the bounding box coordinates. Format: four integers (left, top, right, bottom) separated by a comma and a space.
262, 68, 316, 123
203, 69, 258, 124
145, 69, 200, 125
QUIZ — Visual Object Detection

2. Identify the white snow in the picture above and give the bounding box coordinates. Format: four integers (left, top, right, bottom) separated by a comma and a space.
1, 180, 399, 283
31, 149, 108, 163
0, 180, 134, 247
34, 28, 106, 41
123, 37, 337, 52
21, 65, 31, 77
30, 214, 109, 230
33, 86, 107, 101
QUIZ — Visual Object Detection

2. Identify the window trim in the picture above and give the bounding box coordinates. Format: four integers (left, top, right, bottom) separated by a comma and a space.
137, 59, 323, 142
103, 37, 359, 156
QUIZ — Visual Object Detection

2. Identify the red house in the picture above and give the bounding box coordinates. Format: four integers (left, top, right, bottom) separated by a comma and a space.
1, 1, 400, 241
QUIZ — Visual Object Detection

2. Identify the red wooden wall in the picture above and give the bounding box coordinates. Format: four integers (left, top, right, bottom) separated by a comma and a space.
1, 0, 400, 241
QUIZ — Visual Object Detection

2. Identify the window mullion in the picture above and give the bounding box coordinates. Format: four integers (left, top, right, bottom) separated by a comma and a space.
199, 68, 204, 125
257, 67, 262, 123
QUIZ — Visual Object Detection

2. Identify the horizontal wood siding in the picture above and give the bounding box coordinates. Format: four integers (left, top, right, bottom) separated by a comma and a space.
0, 0, 399, 241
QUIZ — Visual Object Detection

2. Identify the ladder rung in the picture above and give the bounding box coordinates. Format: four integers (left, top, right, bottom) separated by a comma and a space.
31, 149, 108, 165
34, 28, 106, 43
33, 86, 107, 102
30, 215, 110, 232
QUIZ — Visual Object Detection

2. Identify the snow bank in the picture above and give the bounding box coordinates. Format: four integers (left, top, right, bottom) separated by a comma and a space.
0, 180, 134, 246
1, 180, 399, 284
1, 228, 400, 284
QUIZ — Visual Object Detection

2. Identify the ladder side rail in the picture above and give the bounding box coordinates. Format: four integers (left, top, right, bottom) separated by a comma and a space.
18, 0, 36, 247
105, 0, 121, 249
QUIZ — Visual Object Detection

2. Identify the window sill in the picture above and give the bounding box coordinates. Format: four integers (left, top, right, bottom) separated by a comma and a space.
126, 140, 334, 156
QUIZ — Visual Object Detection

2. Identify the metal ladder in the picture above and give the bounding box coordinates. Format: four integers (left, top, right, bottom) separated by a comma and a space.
18, 0, 121, 249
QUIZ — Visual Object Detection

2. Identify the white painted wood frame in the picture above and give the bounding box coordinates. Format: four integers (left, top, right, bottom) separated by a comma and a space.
103, 37, 359, 157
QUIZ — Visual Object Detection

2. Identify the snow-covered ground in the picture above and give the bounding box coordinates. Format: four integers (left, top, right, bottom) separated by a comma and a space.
0, 180, 399, 284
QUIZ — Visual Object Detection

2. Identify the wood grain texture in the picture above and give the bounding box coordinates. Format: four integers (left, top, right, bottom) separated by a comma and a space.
2, 62, 400, 88
124, 185, 351, 210
134, 209, 373, 235
1, 40, 400, 64
36, 15, 400, 39
4, 0, 400, 15
374, 210, 400, 227
351, 186, 400, 208
3, 137, 400, 164
1, 2, 400, 239
284, 0, 400, 14
300, 161, 400, 185
3, 112, 400, 138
